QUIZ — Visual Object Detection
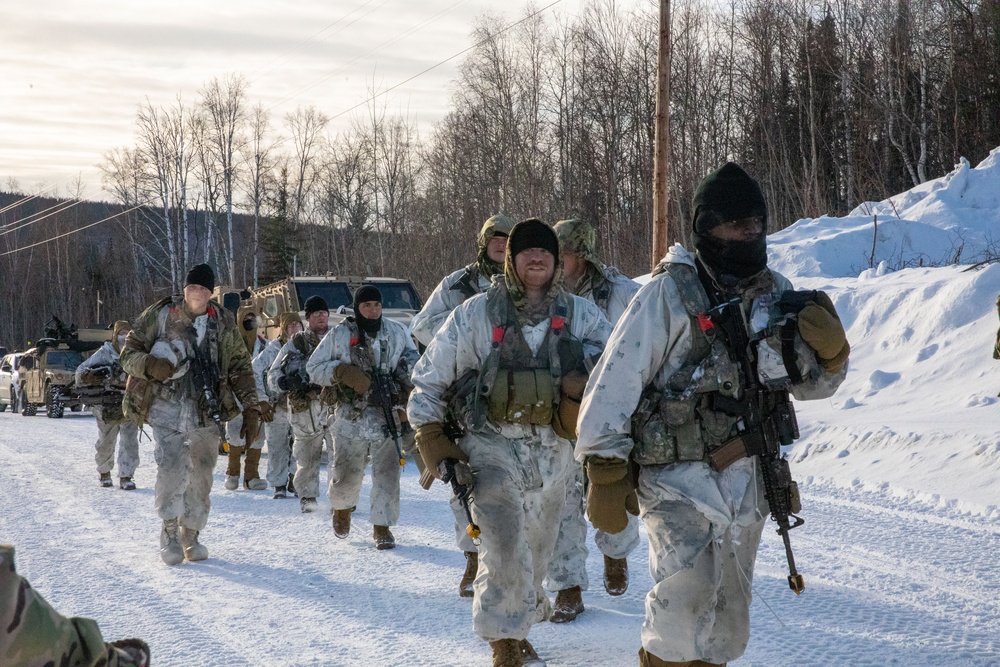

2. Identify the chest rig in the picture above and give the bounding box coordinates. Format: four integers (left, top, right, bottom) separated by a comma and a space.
285, 330, 321, 413
333, 318, 397, 417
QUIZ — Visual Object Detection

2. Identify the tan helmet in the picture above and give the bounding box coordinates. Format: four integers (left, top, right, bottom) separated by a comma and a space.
277, 311, 303, 344
111, 320, 131, 353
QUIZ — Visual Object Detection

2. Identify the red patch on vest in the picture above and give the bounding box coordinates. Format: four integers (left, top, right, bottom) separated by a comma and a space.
697, 313, 715, 334
551, 316, 565, 330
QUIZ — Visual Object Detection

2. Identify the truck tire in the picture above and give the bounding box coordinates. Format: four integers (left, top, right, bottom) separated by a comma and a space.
46, 385, 64, 419
20, 390, 36, 417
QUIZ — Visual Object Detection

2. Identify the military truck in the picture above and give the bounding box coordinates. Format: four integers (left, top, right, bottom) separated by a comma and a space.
17, 317, 106, 418
227, 276, 423, 341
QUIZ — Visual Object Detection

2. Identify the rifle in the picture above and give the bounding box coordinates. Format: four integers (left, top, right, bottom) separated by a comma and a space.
439, 458, 480, 543
76, 362, 126, 406
708, 292, 807, 594
189, 344, 227, 447
372, 370, 406, 467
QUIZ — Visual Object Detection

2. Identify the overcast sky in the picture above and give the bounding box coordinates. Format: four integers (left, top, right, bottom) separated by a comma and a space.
0, 0, 649, 200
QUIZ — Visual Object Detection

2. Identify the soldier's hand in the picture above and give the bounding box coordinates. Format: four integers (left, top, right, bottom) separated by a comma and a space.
415, 422, 467, 480
144, 355, 175, 382
258, 400, 275, 423
797, 291, 850, 374
240, 406, 262, 447
79, 370, 102, 385
334, 363, 372, 395
585, 456, 639, 534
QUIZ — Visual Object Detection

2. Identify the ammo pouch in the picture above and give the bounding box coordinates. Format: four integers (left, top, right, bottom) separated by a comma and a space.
488, 368, 554, 426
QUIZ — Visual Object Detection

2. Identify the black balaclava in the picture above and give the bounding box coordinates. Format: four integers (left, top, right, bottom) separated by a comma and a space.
353, 285, 382, 338
691, 162, 768, 282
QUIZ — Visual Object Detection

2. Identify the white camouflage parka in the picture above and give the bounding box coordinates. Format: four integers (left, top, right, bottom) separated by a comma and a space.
410, 267, 490, 348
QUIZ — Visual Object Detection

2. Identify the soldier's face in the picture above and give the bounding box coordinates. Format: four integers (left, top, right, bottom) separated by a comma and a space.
285, 322, 303, 338
560, 252, 586, 281
487, 235, 507, 263
514, 248, 556, 290
183, 284, 212, 315
357, 301, 382, 320
307, 310, 329, 335
710, 216, 764, 242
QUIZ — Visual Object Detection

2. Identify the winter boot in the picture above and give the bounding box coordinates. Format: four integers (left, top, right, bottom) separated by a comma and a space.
273, 485, 288, 499
225, 444, 243, 489
459, 551, 478, 598
490, 639, 523, 667
373, 525, 395, 550
159, 518, 184, 566
99, 472, 113, 488
109, 638, 150, 667
300, 497, 318, 513
180, 526, 208, 561
332, 509, 352, 537
287, 472, 297, 497
604, 556, 629, 596
519, 639, 540, 661
638, 647, 703, 667
550, 585, 584, 623
243, 447, 267, 490
119, 477, 136, 491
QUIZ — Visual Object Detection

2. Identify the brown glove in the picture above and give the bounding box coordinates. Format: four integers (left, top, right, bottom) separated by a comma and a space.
414, 422, 467, 480
334, 363, 372, 395
797, 291, 850, 374
144, 355, 175, 382
79, 370, 102, 386
585, 456, 639, 534
258, 401, 275, 423
240, 406, 261, 448
553, 370, 588, 439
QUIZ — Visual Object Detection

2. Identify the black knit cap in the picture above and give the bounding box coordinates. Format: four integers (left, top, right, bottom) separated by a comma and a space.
507, 218, 559, 259
303, 295, 329, 317
184, 263, 215, 292
692, 162, 767, 233
353, 285, 382, 310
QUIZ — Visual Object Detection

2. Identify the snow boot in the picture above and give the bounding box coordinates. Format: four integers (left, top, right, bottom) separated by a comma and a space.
180, 526, 208, 561
550, 586, 584, 623
490, 639, 523, 667
459, 551, 478, 597
243, 447, 267, 489
638, 647, 713, 667
300, 497, 318, 513
604, 555, 629, 596
99, 472, 113, 488
226, 444, 243, 480
373, 525, 395, 550
287, 472, 297, 497
119, 477, 136, 491
273, 485, 288, 499
159, 518, 184, 566
109, 638, 150, 667
224, 475, 240, 491
332, 509, 352, 537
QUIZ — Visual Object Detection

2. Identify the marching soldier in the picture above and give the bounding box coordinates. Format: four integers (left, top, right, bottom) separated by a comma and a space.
225, 306, 272, 491
410, 213, 514, 594
254, 311, 303, 498
307, 286, 419, 549
121, 263, 262, 565
576, 163, 849, 666
409, 219, 613, 666
545, 218, 642, 622
267, 295, 331, 513
75, 320, 140, 490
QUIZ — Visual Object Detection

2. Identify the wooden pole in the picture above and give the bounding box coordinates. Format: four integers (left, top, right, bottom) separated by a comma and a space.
651, 0, 672, 269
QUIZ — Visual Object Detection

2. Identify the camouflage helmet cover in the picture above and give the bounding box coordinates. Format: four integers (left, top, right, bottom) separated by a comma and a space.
477, 214, 516, 251
553, 218, 599, 265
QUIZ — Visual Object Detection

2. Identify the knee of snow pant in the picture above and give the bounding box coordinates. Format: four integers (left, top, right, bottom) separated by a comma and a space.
368, 436, 402, 526
544, 468, 589, 592
328, 431, 369, 510
180, 427, 220, 531
153, 425, 192, 521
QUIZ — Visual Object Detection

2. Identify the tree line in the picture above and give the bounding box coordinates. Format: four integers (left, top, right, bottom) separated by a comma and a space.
2, 0, 999, 350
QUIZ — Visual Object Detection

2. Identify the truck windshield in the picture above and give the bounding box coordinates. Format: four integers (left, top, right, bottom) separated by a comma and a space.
365, 282, 421, 310
45, 350, 84, 369
295, 283, 353, 311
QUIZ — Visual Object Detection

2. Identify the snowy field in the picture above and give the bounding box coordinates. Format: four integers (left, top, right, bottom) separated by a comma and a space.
4, 148, 1000, 665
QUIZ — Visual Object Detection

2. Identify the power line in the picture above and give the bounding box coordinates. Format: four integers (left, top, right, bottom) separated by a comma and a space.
0, 199, 84, 236
0, 204, 145, 256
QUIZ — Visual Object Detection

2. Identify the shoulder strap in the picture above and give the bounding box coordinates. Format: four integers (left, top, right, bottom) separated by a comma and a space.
663, 263, 713, 366
450, 264, 481, 300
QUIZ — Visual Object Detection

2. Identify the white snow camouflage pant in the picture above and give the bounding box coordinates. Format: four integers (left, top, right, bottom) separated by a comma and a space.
638, 458, 767, 664
288, 401, 332, 500
264, 406, 295, 488
328, 405, 400, 526
462, 427, 572, 641
92, 406, 140, 478
545, 462, 641, 592
150, 416, 219, 532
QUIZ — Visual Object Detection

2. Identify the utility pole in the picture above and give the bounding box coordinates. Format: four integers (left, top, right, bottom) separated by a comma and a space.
651, 0, 672, 269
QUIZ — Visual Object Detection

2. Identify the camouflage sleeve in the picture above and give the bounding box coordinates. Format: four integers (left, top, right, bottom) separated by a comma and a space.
410, 269, 466, 347
221, 323, 257, 408
605, 273, 641, 326
305, 325, 349, 387
252, 340, 281, 401
75, 344, 111, 385
267, 341, 292, 395
119, 302, 162, 379
407, 308, 464, 428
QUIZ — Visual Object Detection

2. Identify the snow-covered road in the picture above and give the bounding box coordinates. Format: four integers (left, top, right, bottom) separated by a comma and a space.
1, 411, 998, 666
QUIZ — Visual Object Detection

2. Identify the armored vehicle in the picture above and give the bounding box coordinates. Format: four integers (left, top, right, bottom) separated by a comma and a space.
17, 317, 104, 418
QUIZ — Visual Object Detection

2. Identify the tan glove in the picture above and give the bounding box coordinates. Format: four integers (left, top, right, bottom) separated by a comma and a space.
240, 405, 261, 448
797, 291, 850, 374
144, 355, 175, 382
585, 456, 639, 534
258, 401, 275, 423
414, 422, 467, 480
334, 363, 372, 395
553, 370, 588, 439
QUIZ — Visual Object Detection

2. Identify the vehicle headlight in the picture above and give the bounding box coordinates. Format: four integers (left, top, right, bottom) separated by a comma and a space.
54, 373, 64, 381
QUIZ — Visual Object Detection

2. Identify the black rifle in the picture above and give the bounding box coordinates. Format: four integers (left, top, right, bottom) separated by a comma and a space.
709, 293, 807, 594
189, 345, 227, 445
372, 370, 406, 467
76, 362, 126, 406
439, 458, 480, 542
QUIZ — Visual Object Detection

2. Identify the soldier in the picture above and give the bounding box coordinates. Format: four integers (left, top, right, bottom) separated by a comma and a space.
576, 163, 849, 667
307, 285, 419, 549
254, 311, 303, 499
121, 263, 262, 565
0, 544, 150, 666
544, 218, 642, 622
267, 295, 331, 513
410, 213, 514, 595
75, 320, 141, 490
409, 219, 613, 667
224, 306, 272, 491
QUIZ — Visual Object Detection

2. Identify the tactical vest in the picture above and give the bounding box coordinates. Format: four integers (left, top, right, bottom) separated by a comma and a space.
630, 262, 745, 467
465, 286, 585, 431
331, 318, 395, 414
284, 330, 322, 413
